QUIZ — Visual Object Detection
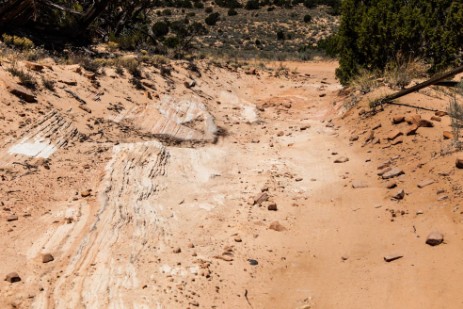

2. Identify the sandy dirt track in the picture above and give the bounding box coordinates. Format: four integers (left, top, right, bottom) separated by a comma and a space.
0, 59, 463, 309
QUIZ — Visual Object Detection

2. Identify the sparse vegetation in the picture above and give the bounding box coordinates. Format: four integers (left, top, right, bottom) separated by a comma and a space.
449, 96, 463, 149
7, 65, 37, 90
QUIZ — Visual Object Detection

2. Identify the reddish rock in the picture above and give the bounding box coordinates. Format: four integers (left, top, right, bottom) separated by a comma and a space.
24, 61, 45, 72
1, 79, 37, 103
456, 158, 463, 169
387, 130, 403, 141
392, 116, 405, 124
405, 115, 421, 125
435, 111, 448, 117
7, 214, 18, 222
267, 203, 278, 211
42, 253, 54, 263
418, 119, 434, 128
430, 116, 441, 122
334, 157, 349, 163
417, 179, 435, 188
269, 221, 286, 232
406, 125, 419, 136
382, 168, 404, 179
443, 131, 453, 140
392, 189, 405, 200
5, 272, 21, 283
254, 192, 269, 205
384, 255, 403, 262
426, 232, 444, 246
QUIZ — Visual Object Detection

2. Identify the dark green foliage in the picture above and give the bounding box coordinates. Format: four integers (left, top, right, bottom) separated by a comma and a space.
227, 8, 238, 16
245, 0, 260, 10
215, 0, 242, 9
193, 1, 204, 8
152, 21, 170, 38
276, 30, 285, 40
303, 14, 312, 23
205, 12, 220, 26
336, 0, 463, 85
303, 0, 316, 9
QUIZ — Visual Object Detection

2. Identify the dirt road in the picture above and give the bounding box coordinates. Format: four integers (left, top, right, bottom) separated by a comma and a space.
0, 60, 462, 308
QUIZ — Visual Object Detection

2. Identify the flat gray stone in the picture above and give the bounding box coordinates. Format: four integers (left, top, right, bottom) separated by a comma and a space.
382, 168, 404, 179
384, 255, 403, 262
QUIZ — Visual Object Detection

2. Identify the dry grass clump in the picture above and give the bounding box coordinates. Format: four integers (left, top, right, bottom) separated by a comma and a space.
448, 96, 463, 149
6, 64, 37, 90
349, 69, 380, 94
384, 57, 429, 89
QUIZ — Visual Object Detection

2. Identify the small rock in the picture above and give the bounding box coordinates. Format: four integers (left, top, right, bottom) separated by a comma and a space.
430, 116, 441, 122
386, 182, 397, 189
349, 135, 359, 142
5, 272, 21, 283
426, 232, 444, 246
417, 179, 435, 188
254, 192, 269, 205
247, 259, 259, 266
267, 203, 278, 211
387, 130, 403, 141
435, 111, 448, 117
24, 61, 45, 72
392, 189, 405, 200
1, 79, 37, 103
406, 125, 419, 136
456, 158, 463, 169
7, 214, 18, 222
295, 177, 303, 182
384, 255, 403, 262
234, 236, 242, 243
269, 221, 286, 232
443, 131, 453, 140
334, 157, 349, 163
184, 80, 196, 88
80, 190, 92, 198
392, 116, 405, 124
405, 115, 421, 125
42, 253, 54, 264
173, 247, 181, 254
418, 119, 434, 128
352, 180, 368, 189
382, 168, 404, 179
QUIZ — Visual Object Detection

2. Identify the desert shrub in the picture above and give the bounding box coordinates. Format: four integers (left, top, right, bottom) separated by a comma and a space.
42, 77, 55, 91
245, 0, 260, 10
303, 0, 317, 9
336, 0, 463, 85
448, 96, 463, 149
152, 21, 170, 38
215, 0, 242, 8
205, 12, 220, 26
162, 9, 172, 16
2, 34, 34, 49
303, 14, 312, 23
194, 1, 204, 8
228, 8, 238, 16
7, 66, 37, 90
276, 30, 285, 40
205, 7, 214, 13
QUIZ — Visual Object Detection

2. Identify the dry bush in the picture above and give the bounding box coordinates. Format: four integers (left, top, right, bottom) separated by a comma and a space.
448, 96, 463, 149
349, 69, 379, 94
384, 57, 429, 89
7, 64, 37, 90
